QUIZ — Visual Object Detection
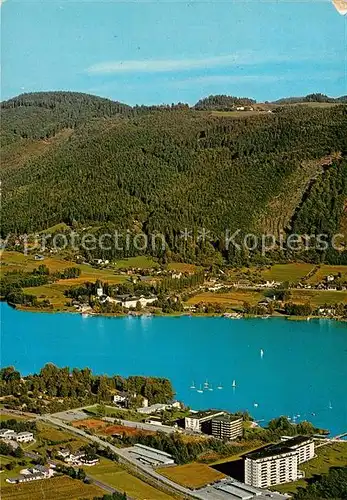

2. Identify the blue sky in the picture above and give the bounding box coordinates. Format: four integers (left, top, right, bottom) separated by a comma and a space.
1, 0, 346, 104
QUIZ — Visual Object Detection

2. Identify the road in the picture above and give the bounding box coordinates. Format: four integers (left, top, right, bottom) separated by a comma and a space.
38, 414, 198, 499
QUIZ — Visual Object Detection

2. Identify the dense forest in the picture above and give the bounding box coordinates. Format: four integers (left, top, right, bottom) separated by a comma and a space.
1, 91, 347, 265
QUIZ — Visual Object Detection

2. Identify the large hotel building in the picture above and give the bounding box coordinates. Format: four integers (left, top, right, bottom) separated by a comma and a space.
244, 436, 315, 488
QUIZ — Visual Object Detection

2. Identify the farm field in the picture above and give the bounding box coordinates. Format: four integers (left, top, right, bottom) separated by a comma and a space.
273, 442, 347, 494
22, 283, 72, 309
73, 418, 153, 437
113, 255, 159, 269
157, 463, 226, 489
308, 265, 347, 284
0, 251, 127, 284
84, 458, 175, 500
260, 263, 315, 283
186, 290, 264, 307
167, 262, 199, 273
290, 289, 347, 306
0, 475, 103, 500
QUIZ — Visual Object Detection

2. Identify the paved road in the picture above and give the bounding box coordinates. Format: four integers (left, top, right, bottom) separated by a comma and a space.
38, 415, 198, 499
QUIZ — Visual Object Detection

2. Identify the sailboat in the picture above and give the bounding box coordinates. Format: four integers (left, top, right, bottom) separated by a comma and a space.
197, 384, 203, 393
217, 382, 223, 390
203, 379, 209, 389
232, 380, 236, 388
260, 349, 264, 358
190, 381, 196, 389
328, 401, 333, 410
208, 384, 213, 391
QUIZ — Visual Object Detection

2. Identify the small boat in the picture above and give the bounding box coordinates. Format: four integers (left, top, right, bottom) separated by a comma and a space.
190, 381, 196, 389
217, 383, 223, 390
197, 384, 203, 393
232, 380, 236, 388
262, 315, 270, 319
260, 349, 264, 358
253, 402, 259, 408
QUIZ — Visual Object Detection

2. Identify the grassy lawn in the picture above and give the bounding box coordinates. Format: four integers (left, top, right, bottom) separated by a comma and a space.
261, 263, 315, 283
157, 463, 226, 489
85, 404, 145, 422
186, 290, 265, 307
273, 442, 347, 495
0, 456, 33, 486
290, 289, 347, 306
32, 422, 87, 453
38, 222, 70, 234
0, 413, 32, 422
113, 255, 159, 269
22, 283, 72, 310
84, 458, 175, 500
0, 475, 103, 500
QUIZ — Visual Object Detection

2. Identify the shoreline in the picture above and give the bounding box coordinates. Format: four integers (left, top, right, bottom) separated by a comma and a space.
7, 303, 347, 323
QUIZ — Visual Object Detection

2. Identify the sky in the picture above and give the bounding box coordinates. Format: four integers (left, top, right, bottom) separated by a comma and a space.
1, 0, 346, 105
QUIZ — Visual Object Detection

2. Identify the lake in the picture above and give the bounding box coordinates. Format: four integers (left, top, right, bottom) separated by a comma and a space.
1, 303, 346, 435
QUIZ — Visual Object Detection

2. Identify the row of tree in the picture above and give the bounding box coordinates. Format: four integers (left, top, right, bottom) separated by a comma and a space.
0, 364, 174, 406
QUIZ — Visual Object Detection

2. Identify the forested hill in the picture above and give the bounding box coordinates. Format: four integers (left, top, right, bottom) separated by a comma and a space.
1, 91, 347, 265
1, 91, 133, 145
273, 93, 347, 105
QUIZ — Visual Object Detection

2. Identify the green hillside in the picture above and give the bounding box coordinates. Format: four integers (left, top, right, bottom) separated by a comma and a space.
1, 92, 347, 265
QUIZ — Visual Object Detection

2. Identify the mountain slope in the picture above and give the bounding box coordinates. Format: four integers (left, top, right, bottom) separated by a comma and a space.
1, 92, 347, 264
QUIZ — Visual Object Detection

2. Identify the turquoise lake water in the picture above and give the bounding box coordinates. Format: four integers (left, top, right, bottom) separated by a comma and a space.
1, 303, 346, 435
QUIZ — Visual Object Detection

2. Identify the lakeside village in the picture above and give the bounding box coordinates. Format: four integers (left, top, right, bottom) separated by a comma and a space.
3, 249, 347, 320
1, 365, 344, 500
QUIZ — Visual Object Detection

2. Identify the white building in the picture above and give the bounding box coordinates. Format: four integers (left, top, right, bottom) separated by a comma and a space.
184, 410, 225, 433
137, 403, 170, 415
244, 436, 315, 488
137, 401, 180, 414
15, 431, 34, 443
6, 464, 54, 484
113, 392, 128, 404
245, 448, 298, 488
0, 429, 15, 439
280, 435, 315, 464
